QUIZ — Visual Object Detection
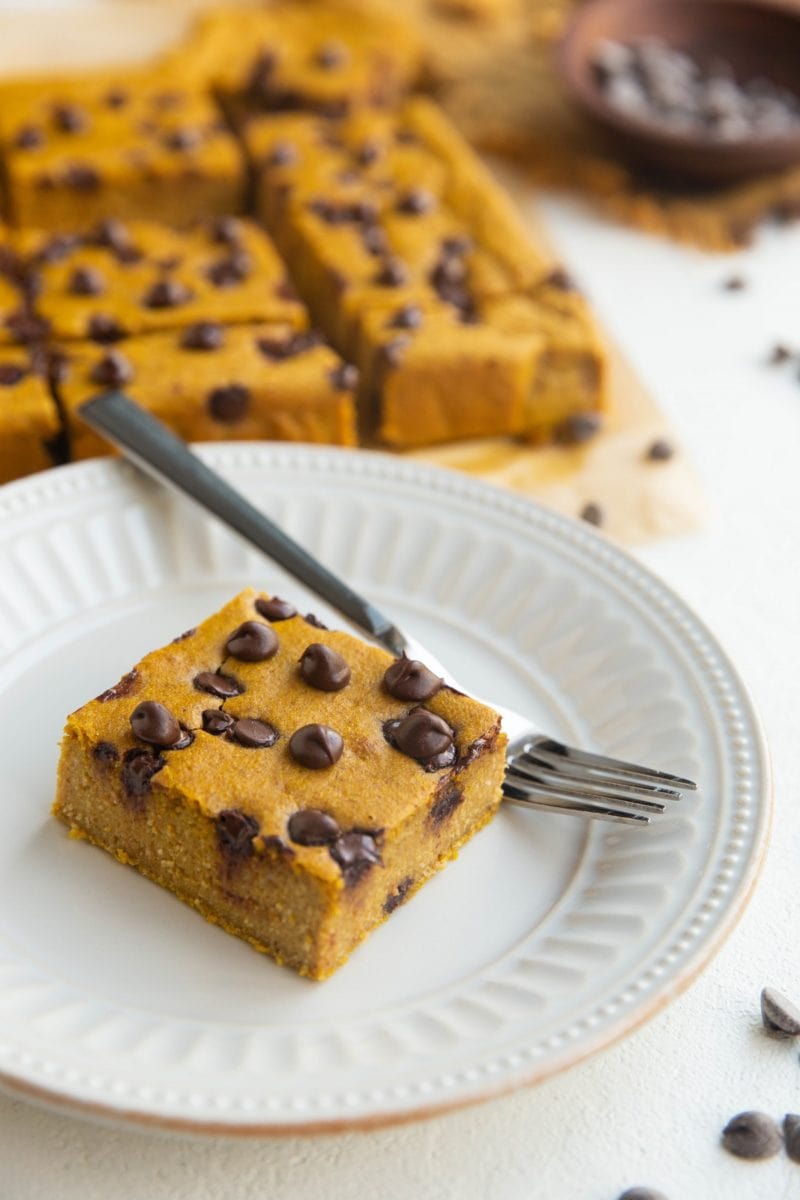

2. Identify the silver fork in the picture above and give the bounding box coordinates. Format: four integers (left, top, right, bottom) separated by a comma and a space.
79, 392, 697, 826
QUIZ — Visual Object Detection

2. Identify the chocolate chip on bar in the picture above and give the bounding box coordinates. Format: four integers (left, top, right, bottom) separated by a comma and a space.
226, 621, 279, 662
384, 656, 442, 702
255, 596, 297, 622
130, 700, 182, 747
194, 670, 245, 698
229, 717, 278, 748
299, 643, 351, 691
289, 723, 344, 768
288, 808, 340, 845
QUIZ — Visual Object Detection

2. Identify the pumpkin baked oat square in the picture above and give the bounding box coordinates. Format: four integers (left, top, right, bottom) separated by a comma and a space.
53, 589, 506, 979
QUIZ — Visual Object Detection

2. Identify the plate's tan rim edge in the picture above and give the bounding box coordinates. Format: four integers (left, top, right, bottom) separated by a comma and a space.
0, 703, 773, 1140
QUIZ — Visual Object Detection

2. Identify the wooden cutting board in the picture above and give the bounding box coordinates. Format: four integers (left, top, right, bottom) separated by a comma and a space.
0, 0, 705, 543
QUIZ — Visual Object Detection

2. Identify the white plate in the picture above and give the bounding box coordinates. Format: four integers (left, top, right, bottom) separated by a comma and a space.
0, 445, 769, 1134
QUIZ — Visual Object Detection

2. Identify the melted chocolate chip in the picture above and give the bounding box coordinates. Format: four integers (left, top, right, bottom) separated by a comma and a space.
289, 724, 343, 769
386, 708, 456, 765
545, 267, 578, 292
430, 781, 464, 826
92, 741, 119, 765
120, 747, 164, 803
130, 700, 182, 747
397, 188, 435, 215
721, 1111, 782, 1159
555, 412, 602, 445
33, 235, 78, 265
580, 502, 603, 527
211, 216, 243, 247
287, 808, 340, 846
260, 834, 295, 859
216, 808, 259, 859
383, 875, 413, 914
330, 831, 382, 887
645, 438, 674, 462
315, 39, 348, 68
356, 138, 382, 166
384, 656, 442, 702
206, 252, 251, 288
256, 330, 321, 360
5, 310, 49, 343
226, 620, 279, 662
208, 383, 249, 423
105, 88, 128, 109
14, 124, 44, 149
53, 103, 88, 134
194, 670, 244, 698
97, 668, 139, 702
381, 337, 411, 369
388, 303, 423, 330
68, 266, 104, 296
89, 349, 133, 388
375, 258, 408, 287
230, 718, 278, 748
303, 613, 328, 630
255, 595, 297, 621
299, 643, 351, 691
143, 278, 193, 309
93, 218, 130, 251
164, 126, 202, 152
171, 627, 196, 643
329, 363, 358, 390
267, 140, 298, 167
361, 224, 388, 256
202, 708, 234, 735
181, 321, 224, 351
64, 164, 100, 190
0, 364, 27, 387
87, 313, 126, 343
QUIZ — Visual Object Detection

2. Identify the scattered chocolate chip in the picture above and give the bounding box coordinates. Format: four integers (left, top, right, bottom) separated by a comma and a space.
646, 438, 674, 462
0, 363, 27, 387
768, 342, 792, 364
267, 140, 298, 167
206, 252, 252, 288
309, 197, 377, 225
580, 501, 603, 526
53, 103, 88, 134
216, 808, 259, 859
723, 275, 746, 292
93, 218, 130, 252
329, 363, 358, 390
64, 163, 100, 190
721, 1111, 782, 1159
33, 234, 78, 265
230, 718, 279, 748
164, 126, 202, 152
260, 834, 294, 859
315, 40, 348, 68
181, 321, 224, 351
171, 727, 194, 751
97, 668, 139, 702
288, 808, 341, 846
211, 216, 243, 247
193, 670, 244, 698
384, 656, 443, 702
383, 875, 413, 914
361, 224, 388, 256
14, 124, 43, 149
617, 1190, 669, 1200
143, 278, 193, 309
202, 708, 234, 736
397, 188, 435, 215
256, 330, 321, 360
68, 266, 104, 296
430, 781, 464, 825
356, 138, 382, 166
4, 310, 49, 344
105, 88, 128, 109
375, 257, 409, 287
381, 337, 411, 369
152, 90, 183, 111
226, 620, 279, 662
544, 267, 578, 291
255, 596, 297, 621
390, 707, 454, 761
441, 234, 472, 257
87, 313, 127, 343
555, 412, 602, 445
289, 723, 344, 769
130, 700, 182, 747
388, 303, 423, 330
299, 643, 351, 691
92, 741, 119, 765
330, 830, 382, 886
120, 747, 164, 803
784, 1114, 800, 1164
208, 383, 249, 423
89, 349, 133, 388
761, 987, 800, 1037
303, 613, 328, 630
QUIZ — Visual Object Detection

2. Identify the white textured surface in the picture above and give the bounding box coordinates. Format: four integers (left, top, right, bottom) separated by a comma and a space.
1, 200, 799, 1195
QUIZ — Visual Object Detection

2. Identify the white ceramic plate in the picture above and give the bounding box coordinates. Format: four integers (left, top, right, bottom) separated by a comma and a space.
0, 445, 769, 1134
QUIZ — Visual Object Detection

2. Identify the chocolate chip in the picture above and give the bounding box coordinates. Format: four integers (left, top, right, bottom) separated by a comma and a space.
769, 342, 792, 364
120, 747, 164, 802
388, 304, 423, 330
194, 670, 244, 698
230, 718, 278, 748
64, 164, 100, 190
390, 708, 454, 760
143, 278, 193, 309
545, 267, 578, 291
255, 596, 297, 621
267, 140, 298, 167
130, 700, 182, 747
202, 708, 234, 735
170, 727, 194, 751
181, 321, 224, 351
381, 337, 411, 369
441, 234, 472, 257
0, 364, 27, 387
361, 224, 388, 256
97, 668, 139, 702
303, 613, 328, 630
256, 330, 321, 360
92, 741, 119, 765
761, 987, 800, 1037
248, 49, 279, 98
330, 831, 382, 887
226, 620, 279, 662
721, 1112, 782, 1159
397, 188, 435, 215
555, 412, 602, 445
288, 808, 340, 846
784, 1115, 800, 1164
430, 781, 463, 825
211, 216, 243, 247
14, 124, 43, 149
92, 218, 128, 251
617, 1190, 669, 1200
216, 808, 259, 859
4, 310, 49, 343
206, 252, 251, 288
260, 834, 295, 859
105, 88, 128, 109
383, 875, 413, 914
375, 258, 408, 287
171, 627, 196, 643
329, 363, 358, 391
34, 234, 78, 265
309, 197, 377, 225
356, 138, 382, 166
384, 656, 442, 702
164, 126, 202, 151
289, 724, 343, 769
53, 103, 88, 134
68, 266, 104, 296
315, 40, 348, 68
89, 349, 134, 388
299, 643, 351, 691
580, 501, 603, 526
723, 275, 746, 292
208, 383, 249, 423
645, 438, 674, 462
87, 313, 126, 343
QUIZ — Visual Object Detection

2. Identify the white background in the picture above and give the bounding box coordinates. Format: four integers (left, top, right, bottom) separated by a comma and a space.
1, 17, 800, 1183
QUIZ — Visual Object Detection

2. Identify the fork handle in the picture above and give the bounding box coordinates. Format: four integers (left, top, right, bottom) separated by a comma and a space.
79, 391, 409, 656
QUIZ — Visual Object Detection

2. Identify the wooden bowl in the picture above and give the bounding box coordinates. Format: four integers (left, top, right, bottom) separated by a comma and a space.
558, 0, 800, 184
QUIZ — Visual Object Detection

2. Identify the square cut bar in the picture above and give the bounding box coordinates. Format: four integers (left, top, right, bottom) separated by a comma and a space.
0, 346, 62, 482
54, 322, 358, 460
53, 589, 506, 980
16, 217, 306, 344
0, 70, 244, 231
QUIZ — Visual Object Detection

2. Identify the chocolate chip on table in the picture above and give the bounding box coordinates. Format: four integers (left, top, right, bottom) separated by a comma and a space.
329, 363, 358, 391
181, 321, 224, 351
384, 656, 442, 702
230, 718, 278, 748
299, 643, 351, 691
315, 40, 348, 69
120, 747, 164, 803
14, 124, 44, 149
383, 875, 413, 914
226, 620, 279, 662
396, 188, 435, 215
0, 363, 27, 387
375, 257, 409, 287
3, 310, 47, 344
388, 303, 423, 330
289, 723, 344, 769
216, 808, 259, 859
330, 831, 382, 886
207, 383, 249, 423
143, 278, 193, 309
87, 313, 126, 343
97, 667, 139, 702
580, 501, 604, 527
202, 708, 234, 735
255, 596, 297, 622
89, 348, 133, 387
555, 411, 602, 444
194, 670, 244, 698
390, 708, 454, 761
130, 700, 183, 747
68, 266, 104, 296
768, 343, 793, 365
645, 438, 674, 462
760, 987, 800, 1036
288, 808, 341, 846
784, 1114, 800, 1164
721, 1111, 782, 1159
303, 613, 328, 630
105, 88, 128, 109
52, 103, 88, 134
361, 224, 388, 256
723, 275, 747, 292
617, 1189, 669, 1200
